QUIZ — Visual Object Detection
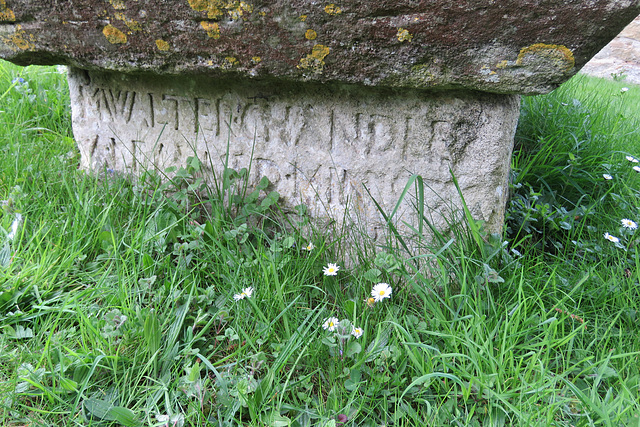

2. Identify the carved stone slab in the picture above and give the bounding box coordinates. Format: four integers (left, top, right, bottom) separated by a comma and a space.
68, 68, 520, 235
1, 1, 639, 94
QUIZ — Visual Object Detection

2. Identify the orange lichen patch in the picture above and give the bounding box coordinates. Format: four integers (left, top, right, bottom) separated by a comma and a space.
298, 44, 330, 72
324, 4, 341, 15
396, 28, 412, 42
200, 21, 220, 38
103, 24, 128, 44
251, 56, 261, 64
305, 29, 317, 40
516, 43, 575, 73
155, 39, 170, 51
0, 0, 15, 21
1, 25, 35, 50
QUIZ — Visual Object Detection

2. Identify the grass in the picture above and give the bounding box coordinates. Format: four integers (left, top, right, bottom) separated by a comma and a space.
1, 61, 639, 426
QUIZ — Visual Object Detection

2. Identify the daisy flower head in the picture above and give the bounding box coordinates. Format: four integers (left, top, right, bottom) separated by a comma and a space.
364, 297, 376, 308
602, 173, 613, 180
627, 155, 639, 163
322, 317, 339, 331
233, 286, 254, 301
323, 263, 340, 276
371, 282, 393, 302
621, 87, 629, 93
621, 218, 638, 230
351, 326, 363, 339
634, 166, 640, 173
303, 242, 315, 251
604, 232, 620, 244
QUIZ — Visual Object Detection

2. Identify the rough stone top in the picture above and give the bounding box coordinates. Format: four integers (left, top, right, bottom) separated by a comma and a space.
1, 0, 639, 94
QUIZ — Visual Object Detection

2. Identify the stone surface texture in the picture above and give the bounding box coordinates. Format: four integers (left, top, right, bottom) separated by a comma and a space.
68, 68, 520, 236
581, 14, 640, 84
0, 1, 638, 95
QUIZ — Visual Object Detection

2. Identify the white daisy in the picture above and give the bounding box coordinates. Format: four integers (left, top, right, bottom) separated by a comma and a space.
604, 232, 620, 244
602, 174, 613, 180
351, 326, 363, 338
304, 242, 315, 251
621, 87, 629, 93
634, 166, 640, 173
621, 219, 637, 230
371, 282, 393, 302
233, 287, 254, 301
323, 263, 340, 276
626, 155, 639, 163
322, 317, 339, 331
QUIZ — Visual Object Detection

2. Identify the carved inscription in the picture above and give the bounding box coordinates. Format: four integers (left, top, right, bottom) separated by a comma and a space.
69, 70, 519, 236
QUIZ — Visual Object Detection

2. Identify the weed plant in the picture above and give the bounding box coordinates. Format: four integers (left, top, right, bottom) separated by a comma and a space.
0, 61, 639, 426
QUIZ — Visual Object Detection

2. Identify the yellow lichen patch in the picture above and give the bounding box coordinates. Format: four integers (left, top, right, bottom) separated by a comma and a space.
223, 56, 238, 68
396, 28, 412, 42
200, 21, 220, 38
298, 44, 330, 72
187, 0, 254, 21
1, 25, 36, 50
109, 0, 126, 10
495, 60, 509, 69
227, 1, 253, 20
516, 43, 575, 73
299, 14, 307, 21
0, 0, 15, 21
155, 39, 170, 51
324, 4, 341, 15
305, 29, 317, 40
103, 24, 128, 44
188, 0, 224, 20
251, 56, 261, 64
114, 12, 142, 31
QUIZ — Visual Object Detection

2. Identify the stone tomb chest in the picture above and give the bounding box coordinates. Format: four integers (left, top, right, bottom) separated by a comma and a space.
1, 1, 638, 236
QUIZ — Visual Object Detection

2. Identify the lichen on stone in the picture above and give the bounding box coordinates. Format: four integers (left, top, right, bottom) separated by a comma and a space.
0, 0, 15, 21
200, 21, 221, 38
305, 29, 317, 40
1, 25, 36, 50
103, 24, 128, 44
324, 4, 342, 15
397, 28, 413, 42
155, 39, 170, 51
516, 43, 575, 73
298, 44, 330, 72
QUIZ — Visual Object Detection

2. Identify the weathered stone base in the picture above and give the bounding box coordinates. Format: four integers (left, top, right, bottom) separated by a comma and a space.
68, 68, 520, 238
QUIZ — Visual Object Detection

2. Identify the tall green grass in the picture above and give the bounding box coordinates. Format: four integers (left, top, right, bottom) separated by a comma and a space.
1, 61, 639, 426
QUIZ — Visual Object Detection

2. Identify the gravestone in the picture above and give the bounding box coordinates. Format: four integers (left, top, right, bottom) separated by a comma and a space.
1, 1, 639, 237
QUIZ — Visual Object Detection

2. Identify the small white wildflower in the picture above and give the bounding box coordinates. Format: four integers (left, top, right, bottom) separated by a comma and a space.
233, 286, 254, 301
621, 219, 637, 230
351, 326, 363, 338
602, 173, 613, 180
604, 232, 620, 244
322, 317, 339, 331
323, 263, 340, 276
371, 282, 393, 302
621, 87, 629, 93
304, 242, 315, 251
626, 155, 639, 163
634, 166, 640, 173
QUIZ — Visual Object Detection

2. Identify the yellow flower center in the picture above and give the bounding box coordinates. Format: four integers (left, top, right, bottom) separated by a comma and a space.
379, 291, 385, 296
